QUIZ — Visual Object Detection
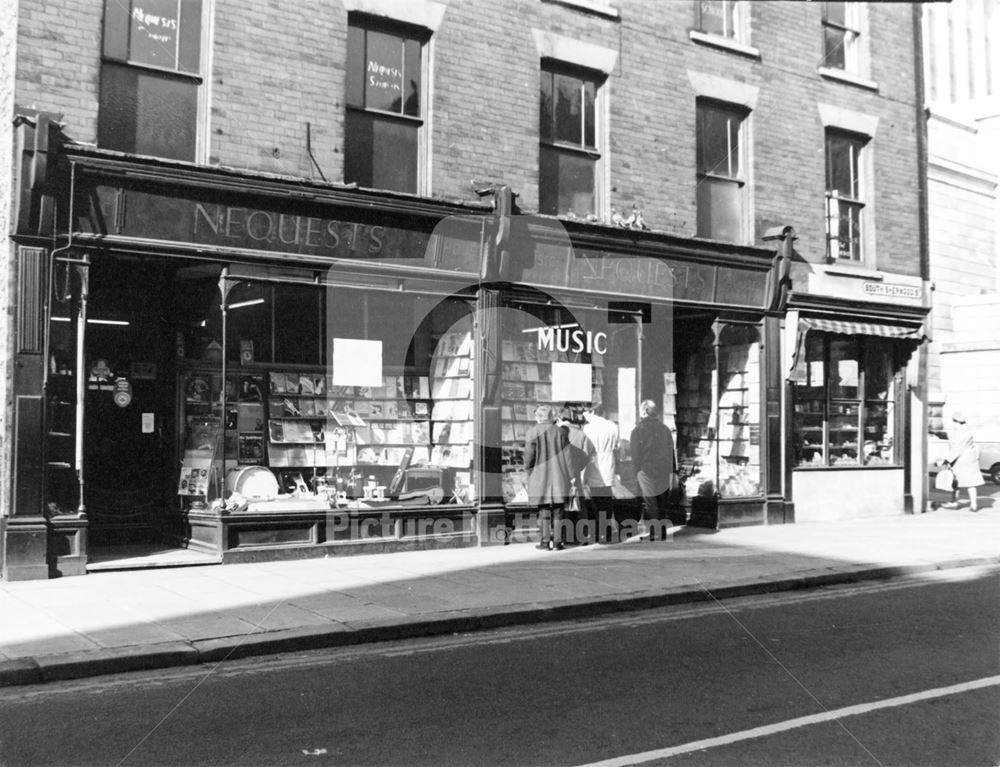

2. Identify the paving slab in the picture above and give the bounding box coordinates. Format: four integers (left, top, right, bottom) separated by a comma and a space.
0, 510, 998, 686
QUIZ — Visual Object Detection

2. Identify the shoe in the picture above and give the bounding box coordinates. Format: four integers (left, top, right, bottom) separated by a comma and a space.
553, 543, 565, 551
536, 543, 551, 551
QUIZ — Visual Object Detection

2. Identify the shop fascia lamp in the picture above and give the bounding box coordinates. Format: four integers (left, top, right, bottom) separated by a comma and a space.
762, 225, 796, 313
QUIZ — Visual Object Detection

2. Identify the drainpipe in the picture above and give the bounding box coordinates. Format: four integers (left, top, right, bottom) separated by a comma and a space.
912, 3, 931, 513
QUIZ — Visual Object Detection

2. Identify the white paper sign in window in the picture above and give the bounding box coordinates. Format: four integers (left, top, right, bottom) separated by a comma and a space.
332, 338, 383, 386
618, 367, 637, 437
551, 361, 592, 402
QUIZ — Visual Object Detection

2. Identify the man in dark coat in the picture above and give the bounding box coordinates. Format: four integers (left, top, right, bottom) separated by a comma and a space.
524, 404, 574, 550
629, 399, 675, 541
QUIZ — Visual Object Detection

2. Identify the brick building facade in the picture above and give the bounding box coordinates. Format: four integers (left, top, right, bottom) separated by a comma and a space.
2, 0, 931, 579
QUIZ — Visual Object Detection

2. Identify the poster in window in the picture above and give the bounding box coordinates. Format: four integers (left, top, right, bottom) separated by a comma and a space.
552, 362, 592, 402
332, 338, 383, 386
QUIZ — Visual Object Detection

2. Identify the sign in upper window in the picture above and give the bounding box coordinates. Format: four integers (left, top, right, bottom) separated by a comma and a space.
345, 18, 426, 194
99, 0, 203, 161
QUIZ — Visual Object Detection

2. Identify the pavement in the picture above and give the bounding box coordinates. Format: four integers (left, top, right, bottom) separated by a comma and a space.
1, 502, 998, 688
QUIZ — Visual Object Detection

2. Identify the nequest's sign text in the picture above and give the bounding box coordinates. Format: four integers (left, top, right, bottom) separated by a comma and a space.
194, 203, 385, 255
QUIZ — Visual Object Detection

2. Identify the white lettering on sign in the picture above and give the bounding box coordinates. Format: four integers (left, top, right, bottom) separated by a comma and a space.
132, 6, 178, 43
863, 282, 922, 299
367, 59, 402, 92
532, 325, 608, 355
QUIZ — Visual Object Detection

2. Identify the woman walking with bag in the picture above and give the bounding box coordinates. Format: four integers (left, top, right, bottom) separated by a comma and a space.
942, 412, 983, 511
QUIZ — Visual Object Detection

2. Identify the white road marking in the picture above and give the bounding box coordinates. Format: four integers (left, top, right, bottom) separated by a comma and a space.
574, 675, 1000, 767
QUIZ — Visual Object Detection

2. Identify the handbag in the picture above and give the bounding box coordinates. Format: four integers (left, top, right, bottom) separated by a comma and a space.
935, 466, 956, 492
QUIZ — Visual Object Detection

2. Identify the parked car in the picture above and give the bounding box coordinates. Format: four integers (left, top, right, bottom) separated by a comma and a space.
979, 441, 1000, 484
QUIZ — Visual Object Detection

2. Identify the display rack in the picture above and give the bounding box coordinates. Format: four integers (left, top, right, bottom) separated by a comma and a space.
429, 329, 474, 469
675, 333, 762, 497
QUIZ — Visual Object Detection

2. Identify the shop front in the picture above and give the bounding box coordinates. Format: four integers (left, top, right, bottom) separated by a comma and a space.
7, 141, 786, 579
784, 270, 929, 522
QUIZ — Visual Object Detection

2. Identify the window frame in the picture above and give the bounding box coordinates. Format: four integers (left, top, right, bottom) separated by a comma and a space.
824, 129, 868, 263
695, 99, 749, 243
538, 60, 605, 218
821, 1, 863, 74
98, 0, 208, 163
344, 14, 430, 195
695, 0, 746, 43
792, 333, 901, 469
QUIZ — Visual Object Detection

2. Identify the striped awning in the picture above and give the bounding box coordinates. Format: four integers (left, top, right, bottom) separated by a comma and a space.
798, 317, 923, 339
787, 315, 925, 381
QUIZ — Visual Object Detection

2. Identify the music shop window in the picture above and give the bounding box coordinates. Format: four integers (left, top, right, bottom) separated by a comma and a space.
99, 0, 205, 162
674, 322, 762, 500
498, 302, 639, 504
791, 334, 900, 468
175, 271, 477, 509
345, 16, 427, 194
539, 63, 603, 218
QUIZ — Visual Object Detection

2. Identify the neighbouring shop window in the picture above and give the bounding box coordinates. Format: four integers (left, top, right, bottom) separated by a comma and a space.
822, 1, 863, 73
539, 63, 602, 218
696, 0, 746, 42
792, 333, 899, 468
825, 130, 867, 262
99, 0, 204, 161
345, 16, 426, 194
696, 100, 747, 243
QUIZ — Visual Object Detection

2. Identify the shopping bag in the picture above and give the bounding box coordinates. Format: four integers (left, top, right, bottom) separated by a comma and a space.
934, 466, 956, 492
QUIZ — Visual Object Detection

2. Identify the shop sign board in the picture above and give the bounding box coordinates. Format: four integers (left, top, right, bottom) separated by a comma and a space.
524, 246, 767, 308
78, 186, 481, 270
76, 183, 769, 309
863, 282, 922, 299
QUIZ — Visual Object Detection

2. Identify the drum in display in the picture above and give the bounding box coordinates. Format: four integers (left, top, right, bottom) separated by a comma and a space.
225, 466, 279, 501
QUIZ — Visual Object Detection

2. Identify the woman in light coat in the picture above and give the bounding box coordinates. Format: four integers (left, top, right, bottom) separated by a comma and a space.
943, 412, 983, 510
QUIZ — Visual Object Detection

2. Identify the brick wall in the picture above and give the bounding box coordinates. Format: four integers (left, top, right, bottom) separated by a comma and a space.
10, 0, 923, 275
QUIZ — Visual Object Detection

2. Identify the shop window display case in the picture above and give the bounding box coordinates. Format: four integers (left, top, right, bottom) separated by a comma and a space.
791, 333, 898, 468
675, 323, 762, 502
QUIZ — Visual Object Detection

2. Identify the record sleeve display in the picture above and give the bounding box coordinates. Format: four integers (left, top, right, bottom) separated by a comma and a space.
177, 325, 475, 507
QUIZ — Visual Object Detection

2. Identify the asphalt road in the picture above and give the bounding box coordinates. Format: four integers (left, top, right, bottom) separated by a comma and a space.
1, 568, 998, 767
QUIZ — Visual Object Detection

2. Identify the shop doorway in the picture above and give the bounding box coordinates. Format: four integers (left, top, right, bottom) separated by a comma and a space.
82, 257, 176, 548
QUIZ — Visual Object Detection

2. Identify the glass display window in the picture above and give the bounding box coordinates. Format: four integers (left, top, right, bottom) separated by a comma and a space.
498, 299, 640, 503
674, 321, 762, 499
792, 332, 900, 468
175, 263, 477, 509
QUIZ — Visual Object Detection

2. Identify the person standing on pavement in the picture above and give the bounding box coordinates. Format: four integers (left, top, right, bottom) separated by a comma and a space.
581, 404, 619, 543
942, 412, 983, 511
557, 406, 596, 544
629, 399, 676, 541
525, 404, 574, 550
